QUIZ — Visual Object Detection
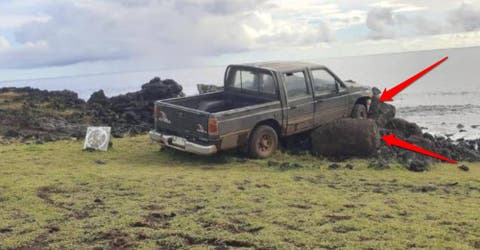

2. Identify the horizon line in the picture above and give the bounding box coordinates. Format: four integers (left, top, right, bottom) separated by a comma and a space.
0, 45, 478, 83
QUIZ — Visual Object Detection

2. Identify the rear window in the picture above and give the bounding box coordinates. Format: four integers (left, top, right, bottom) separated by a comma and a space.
228, 69, 275, 95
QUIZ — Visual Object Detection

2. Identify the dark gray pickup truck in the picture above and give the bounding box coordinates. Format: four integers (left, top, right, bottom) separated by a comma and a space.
149, 61, 373, 158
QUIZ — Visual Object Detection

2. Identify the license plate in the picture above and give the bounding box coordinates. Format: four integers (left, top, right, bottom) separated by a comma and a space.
172, 136, 186, 147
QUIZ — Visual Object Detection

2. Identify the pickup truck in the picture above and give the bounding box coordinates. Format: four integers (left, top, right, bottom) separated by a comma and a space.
149, 61, 373, 158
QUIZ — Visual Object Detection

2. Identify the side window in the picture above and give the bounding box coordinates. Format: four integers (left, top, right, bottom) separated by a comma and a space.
312, 69, 337, 95
284, 72, 309, 99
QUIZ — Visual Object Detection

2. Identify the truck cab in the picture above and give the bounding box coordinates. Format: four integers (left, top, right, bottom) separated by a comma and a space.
150, 61, 373, 158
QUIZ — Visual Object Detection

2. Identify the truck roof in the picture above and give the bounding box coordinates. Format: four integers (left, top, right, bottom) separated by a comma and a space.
234, 61, 323, 73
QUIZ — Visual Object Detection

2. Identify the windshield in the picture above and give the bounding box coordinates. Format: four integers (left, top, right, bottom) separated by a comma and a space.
226, 68, 276, 95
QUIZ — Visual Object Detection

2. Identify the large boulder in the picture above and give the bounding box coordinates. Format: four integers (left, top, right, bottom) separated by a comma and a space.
140, 77, 183, 101
87, 90, 109, 106
311, 118, 380, 158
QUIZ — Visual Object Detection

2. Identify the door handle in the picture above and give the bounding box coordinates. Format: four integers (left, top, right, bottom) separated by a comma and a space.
290, 106, 297, 110
315, 99, 324, 103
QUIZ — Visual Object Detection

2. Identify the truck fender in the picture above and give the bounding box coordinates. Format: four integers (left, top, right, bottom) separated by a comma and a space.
251, 119, 282, 139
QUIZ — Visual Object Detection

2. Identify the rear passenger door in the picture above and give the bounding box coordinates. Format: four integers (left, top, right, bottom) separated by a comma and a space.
283, 71, 314, 135
311, 68, 348, 126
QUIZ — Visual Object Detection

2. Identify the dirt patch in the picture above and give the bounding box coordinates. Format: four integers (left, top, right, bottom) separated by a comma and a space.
94, 229, 133, 249
410, 184, 438, 193
142, 204, 164, 210
183, 204, 206, 214
158, 233, 257, 249
0, 227, 13, 233
130, 221, 150, 228
71, 210, 90, 219
36, 186, 65, 205
131, 212, 177, 229
17, 233, 49, 250
332, 225, 358, 233
200, 218, 264, 235
325, 214, 352, 223
255, 183, 271, 188
289, 203, 312, 210
36, 185, 96, 219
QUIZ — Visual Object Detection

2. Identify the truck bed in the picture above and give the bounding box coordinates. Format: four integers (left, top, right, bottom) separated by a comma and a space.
164, 91, 274, 113
154, 91, 279, 143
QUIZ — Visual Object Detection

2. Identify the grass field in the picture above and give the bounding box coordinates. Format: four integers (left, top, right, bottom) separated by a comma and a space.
0, 135, 479, 249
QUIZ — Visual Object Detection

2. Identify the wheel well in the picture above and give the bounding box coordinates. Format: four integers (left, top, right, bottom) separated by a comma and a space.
354, 97, 371, 112
355, 97, 370, 106
253, 119, 282, 138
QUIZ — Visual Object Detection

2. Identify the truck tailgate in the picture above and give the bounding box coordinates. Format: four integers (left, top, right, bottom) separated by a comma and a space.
155, 101, 210, 139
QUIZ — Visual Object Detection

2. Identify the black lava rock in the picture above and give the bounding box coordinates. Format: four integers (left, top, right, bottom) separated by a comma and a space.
328, 163, 341, 169
458, 165, 469, 171
408, 159, 430, 172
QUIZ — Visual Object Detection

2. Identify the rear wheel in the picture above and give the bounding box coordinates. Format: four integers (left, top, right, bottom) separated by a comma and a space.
351, 103, 368, 119
248, 125, 278, 158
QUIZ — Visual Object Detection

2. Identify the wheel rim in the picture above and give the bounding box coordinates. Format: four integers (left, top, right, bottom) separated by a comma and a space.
257, 133, 273, 154
361, 110, 366, 118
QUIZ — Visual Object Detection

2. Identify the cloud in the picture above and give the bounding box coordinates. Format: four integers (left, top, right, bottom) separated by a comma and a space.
174, 0, 270, 15
1, 0, 480, 70
0, 13, 49, 29
0, 1, 265, 68
366, 8, 396, 39
257, 22, 332, 46
0, 36, 10, 50
0, 0, 333, 69
366, 3, 480, 40
448, 3, 480, 32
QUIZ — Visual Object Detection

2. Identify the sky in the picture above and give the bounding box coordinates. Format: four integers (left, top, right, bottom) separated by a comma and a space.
1, 0, 480, 81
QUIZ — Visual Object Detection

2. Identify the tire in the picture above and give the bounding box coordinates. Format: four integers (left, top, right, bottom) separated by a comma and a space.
248, 125, 278, 158
351, 103, 368, 119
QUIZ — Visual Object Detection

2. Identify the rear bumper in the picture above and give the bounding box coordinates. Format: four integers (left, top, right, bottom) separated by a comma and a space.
149, 130, 218, 155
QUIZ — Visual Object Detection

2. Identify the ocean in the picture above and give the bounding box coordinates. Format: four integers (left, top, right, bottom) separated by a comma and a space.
1, 46, 479, 139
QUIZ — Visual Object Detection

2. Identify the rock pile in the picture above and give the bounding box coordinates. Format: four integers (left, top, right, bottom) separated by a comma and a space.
87, 77, 184, 137
309, 94, 480, 171
373, 96, 480, 170
0, 77, 183, 142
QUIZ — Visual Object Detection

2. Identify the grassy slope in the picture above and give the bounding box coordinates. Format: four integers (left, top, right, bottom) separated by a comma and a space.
0, 136, 479, 249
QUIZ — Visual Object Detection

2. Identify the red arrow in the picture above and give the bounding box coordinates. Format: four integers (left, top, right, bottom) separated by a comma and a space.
382, 134, 457, 164
379, 56, 448, 102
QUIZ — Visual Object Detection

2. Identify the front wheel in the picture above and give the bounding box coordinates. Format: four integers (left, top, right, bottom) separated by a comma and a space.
351, 103, 368, 119
248, 125, 278, 158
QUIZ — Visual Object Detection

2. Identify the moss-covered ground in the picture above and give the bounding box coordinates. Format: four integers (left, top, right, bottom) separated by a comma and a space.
0, 136, 479, 249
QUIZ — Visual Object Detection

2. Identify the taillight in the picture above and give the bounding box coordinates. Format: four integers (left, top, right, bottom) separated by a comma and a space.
208, 118, 218, 135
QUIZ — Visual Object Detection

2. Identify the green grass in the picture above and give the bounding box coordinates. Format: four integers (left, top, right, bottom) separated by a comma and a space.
0, 136, 479, 249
